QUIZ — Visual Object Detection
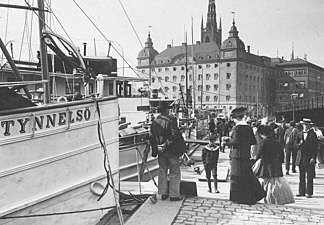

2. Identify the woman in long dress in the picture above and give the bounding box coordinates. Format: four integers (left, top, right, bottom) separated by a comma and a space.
225, 107, 266, 204
255, 125, 295, 205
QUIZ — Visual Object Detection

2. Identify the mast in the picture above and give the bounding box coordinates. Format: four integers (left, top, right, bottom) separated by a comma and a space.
191, 16, 195, 115
185, 33, 188, 110
38, 0, 50, 104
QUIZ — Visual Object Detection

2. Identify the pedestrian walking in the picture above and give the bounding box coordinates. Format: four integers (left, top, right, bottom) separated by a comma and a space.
208, 117, 216, 134
254, 125, 295, 205
149, 101, 187, 201
224, 107, 266, 205
296, 118, 319, 198
284, 121, 299, 175
201, 134, 220, 193
251, 121, 262, 160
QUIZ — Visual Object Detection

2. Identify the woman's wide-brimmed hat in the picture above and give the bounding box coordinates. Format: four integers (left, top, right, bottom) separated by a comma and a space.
230, 107, 247, 118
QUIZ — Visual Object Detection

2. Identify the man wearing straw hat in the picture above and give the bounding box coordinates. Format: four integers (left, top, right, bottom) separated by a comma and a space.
296, 118, 318, 198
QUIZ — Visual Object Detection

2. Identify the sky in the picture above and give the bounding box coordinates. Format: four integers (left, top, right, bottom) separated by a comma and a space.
1, 0, 324, 76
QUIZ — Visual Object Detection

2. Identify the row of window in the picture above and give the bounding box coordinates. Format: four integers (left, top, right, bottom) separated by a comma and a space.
163, 83, 233, 93
196, 95, 231, 102
284, 70, 307, 76
278, 82, 306, 89
149, 63, 220, 73
278, 93, 305, 100
240, 63, 262, 72
242, 74, 263, 83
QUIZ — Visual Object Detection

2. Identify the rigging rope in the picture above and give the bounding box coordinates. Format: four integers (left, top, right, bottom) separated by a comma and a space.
71, 0, 151, 91
117, 0, 144, 49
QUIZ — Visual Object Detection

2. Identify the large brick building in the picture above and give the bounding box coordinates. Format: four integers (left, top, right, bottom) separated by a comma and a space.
273, 57, 324, 105
136, 0, 322, 117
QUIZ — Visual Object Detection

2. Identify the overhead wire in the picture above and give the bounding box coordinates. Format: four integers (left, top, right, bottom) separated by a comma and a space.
117, 0, 144, 49
71, 0, 151, 91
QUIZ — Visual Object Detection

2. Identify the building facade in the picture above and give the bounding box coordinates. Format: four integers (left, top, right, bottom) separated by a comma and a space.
136, 0, 323, 117
274, 57, 324, 106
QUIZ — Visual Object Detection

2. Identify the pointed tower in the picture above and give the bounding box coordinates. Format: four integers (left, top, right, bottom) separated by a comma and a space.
201, 0, 222, 46
137, 32, 159, 67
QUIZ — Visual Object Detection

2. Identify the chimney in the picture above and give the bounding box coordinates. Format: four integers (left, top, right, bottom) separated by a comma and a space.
83, 42, 87, 56
196, 41, 201, 45
182, 43, 187, 46
281, 56, 284, 60
167, 44, 171, 48
247, 46, 250, 53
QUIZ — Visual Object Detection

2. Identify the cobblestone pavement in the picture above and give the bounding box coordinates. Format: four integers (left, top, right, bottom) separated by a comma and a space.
173, 197, 324, 225
172, 145, 324, 225
124, 145, 324, 225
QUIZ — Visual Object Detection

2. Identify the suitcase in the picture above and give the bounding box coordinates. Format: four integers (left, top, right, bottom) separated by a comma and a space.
180, 180, 197, 196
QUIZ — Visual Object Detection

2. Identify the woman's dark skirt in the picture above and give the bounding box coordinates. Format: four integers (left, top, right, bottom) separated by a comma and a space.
230, 158, 266, 205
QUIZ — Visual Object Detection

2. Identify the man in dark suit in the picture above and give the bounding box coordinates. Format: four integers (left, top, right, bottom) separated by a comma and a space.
149, 101, 187, 201
296, 118, 319, 198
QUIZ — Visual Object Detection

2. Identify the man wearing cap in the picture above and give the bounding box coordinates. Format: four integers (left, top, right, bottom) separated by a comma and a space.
149, 101, 187, 201
296, 118, 318, 198
284, 121, 299, 175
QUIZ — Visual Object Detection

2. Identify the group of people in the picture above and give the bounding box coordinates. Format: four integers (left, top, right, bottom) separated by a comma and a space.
149, 103, 323, 205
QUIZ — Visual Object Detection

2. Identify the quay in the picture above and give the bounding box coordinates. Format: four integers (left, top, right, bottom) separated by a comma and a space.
123, 145, 324, 225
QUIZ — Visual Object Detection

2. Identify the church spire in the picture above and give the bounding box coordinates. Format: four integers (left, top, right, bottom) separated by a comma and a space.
206, 0, 217, 29
201, 0, 221, 46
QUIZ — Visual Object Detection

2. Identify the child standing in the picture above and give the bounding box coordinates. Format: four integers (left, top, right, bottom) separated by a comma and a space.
202, 134, 220, 193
